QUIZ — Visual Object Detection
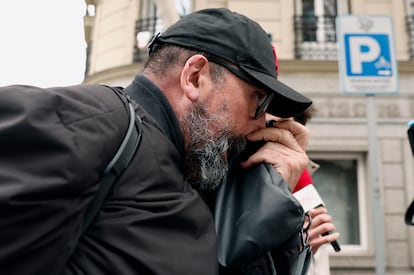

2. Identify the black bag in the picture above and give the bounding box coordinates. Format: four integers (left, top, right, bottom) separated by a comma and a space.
215, 148, 311, 275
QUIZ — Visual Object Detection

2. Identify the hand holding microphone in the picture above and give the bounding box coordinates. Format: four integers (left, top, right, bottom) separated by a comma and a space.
293, 169, 341, 252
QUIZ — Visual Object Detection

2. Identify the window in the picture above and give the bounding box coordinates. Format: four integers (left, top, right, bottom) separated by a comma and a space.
134, 0, 158, 62
86, 4, 96, 16
309, 152, 368, 252
134, 0, 192, 62
294, 0, 348, 60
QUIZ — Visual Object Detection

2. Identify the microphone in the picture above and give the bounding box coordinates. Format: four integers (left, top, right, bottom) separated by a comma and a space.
407, 120, 414, 156
293, 169, 341, 252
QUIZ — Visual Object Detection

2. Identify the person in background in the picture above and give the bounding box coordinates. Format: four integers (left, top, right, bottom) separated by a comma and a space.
294, 106, 340, 275
0, 8, 312, 275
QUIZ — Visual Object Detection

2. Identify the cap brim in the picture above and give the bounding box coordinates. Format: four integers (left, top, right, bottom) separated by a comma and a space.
241, 66, 312, 118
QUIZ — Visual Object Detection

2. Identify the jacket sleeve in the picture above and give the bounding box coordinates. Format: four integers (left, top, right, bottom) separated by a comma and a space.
0, 84, 129, 275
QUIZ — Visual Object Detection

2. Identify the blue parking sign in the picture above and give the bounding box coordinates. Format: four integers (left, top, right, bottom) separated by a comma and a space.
344, 34, 392, 77
336, 15, 398, 94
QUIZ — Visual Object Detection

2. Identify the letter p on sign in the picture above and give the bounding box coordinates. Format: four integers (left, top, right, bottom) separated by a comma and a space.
344, 34, 392, 77
348, 36, 380, 74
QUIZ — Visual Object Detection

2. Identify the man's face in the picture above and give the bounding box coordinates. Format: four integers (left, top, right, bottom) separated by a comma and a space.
180, 102, 242, 191
180, 70, 266, 191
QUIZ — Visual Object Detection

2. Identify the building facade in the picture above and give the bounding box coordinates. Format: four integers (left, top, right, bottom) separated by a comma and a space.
83, 0, 414, 274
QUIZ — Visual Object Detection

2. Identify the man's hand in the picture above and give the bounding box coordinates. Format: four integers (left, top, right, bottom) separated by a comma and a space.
306, 207, 340, 254
240, 119, 309, 190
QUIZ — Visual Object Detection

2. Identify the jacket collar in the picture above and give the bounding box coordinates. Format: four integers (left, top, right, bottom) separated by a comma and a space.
125, 74, 185, 159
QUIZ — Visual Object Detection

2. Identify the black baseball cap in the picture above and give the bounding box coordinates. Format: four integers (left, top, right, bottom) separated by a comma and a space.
149, 8, 312, 118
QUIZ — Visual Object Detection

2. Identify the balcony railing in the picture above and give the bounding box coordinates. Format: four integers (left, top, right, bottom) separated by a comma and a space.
133, 16, 159, 63
294, 15, 338, 60
406, 15, 414, 60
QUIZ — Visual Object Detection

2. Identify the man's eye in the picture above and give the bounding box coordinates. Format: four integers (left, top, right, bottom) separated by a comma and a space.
255, 92, 267, 104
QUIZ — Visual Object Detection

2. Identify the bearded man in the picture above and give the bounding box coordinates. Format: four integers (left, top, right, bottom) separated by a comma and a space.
0, 8, 312, 275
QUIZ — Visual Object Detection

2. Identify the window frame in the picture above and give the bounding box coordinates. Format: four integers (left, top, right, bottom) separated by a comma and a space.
406, 0, 414, 15
309, 151, 369, 254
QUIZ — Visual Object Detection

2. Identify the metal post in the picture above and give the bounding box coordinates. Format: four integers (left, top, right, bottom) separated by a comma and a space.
367, 94, 386, 275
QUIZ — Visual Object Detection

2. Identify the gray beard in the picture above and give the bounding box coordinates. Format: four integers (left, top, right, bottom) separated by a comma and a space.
180, 104, 246, 191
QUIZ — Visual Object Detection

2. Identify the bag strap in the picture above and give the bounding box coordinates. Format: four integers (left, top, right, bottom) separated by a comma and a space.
81, 101, 142, 234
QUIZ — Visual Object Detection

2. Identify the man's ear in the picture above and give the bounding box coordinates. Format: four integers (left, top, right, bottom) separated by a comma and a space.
180, 54, 209, 102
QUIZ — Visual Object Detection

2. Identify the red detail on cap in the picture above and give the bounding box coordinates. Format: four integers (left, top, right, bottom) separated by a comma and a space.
272, 44, 279, 75
293, 168, 313, 193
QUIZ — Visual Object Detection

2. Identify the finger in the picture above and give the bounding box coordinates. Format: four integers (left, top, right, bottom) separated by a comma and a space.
244, 141, 302, 164
272, 119, 309, 150
309, 232, 340, 254
309, 213, 333, 229
240, 142, 308, 188
310, 232, 340, 247
240, 142, 304, 170
324, 232, 340, 243
308, 207, 327, 218
309, 221, 336, 238
272, 119, 308, 138
246, 127, 304, 153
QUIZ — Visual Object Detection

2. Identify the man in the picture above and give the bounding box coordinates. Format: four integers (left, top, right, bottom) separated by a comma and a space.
0, 8, 311, 275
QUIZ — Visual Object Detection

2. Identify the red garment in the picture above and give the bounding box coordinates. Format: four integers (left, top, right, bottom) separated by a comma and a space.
271, 44, 279, 75
293, 168, 312, 193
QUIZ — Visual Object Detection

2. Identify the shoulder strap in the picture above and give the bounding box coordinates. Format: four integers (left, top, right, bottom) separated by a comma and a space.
82, 101, 142, 234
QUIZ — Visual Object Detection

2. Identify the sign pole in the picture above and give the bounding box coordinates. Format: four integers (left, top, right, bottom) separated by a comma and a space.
337, 15, 398, 274
366, 94, 386, 275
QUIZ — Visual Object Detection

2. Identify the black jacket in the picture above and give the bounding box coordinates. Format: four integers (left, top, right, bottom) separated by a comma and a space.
0, 76, 218, 275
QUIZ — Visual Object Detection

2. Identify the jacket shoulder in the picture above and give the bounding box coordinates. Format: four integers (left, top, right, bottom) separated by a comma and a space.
0, 84, 131, 274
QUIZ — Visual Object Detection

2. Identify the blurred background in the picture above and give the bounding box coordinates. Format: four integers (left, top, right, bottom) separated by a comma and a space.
0, 0, 86, 87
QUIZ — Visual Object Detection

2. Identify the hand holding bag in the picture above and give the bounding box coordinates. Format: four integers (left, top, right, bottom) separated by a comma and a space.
215, 152, 306, 268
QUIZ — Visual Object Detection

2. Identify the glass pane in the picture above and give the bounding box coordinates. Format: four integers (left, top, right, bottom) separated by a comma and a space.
302, 0, 315, 15
302, 0, 317, 42
409, 0, 414, 15
311, 159, 360, 245
323, 0, 337, 16
323, 0, 337, 42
